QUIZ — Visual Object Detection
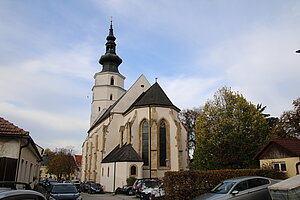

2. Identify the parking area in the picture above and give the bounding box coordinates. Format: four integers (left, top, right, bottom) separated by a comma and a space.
81, 193, 136, 200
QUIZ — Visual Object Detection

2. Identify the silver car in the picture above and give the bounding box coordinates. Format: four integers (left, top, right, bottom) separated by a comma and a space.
193, 176, 280, 200
0, 190, 46, 200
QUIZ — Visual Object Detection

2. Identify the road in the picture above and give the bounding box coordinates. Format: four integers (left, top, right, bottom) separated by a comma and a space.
81, 193, 137, 200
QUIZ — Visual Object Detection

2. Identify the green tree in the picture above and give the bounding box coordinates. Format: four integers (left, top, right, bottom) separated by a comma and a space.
193, 87, 270, 170
272, 98, 300, 138
256, 104, 279, 133
179, 108, 202, 158
47, 148, 77, 181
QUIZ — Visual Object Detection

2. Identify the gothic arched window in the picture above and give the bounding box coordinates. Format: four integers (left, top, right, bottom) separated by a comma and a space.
110, 77, 114, 85
159, 120, 167, 166
142, 121, 149, 166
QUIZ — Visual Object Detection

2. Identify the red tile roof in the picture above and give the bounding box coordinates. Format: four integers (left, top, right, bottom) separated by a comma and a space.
254, 138, 300, 159
75, 155, 82, 165
0, 117, 29, 135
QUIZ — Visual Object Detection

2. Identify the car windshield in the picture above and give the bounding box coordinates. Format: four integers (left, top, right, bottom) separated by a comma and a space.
52, 185, 78, 194
211, 181, 236, 194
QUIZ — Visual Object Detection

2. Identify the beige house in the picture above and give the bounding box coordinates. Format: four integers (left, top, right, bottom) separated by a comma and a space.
81, 23, 189, 192
0, 117, 43, 188
254, 138, 300, 178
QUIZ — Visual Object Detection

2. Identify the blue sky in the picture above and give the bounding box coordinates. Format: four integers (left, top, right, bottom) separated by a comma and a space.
0, 0, 299, 153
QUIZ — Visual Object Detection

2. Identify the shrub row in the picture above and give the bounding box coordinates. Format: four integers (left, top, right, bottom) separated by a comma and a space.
163, 169, 286, 200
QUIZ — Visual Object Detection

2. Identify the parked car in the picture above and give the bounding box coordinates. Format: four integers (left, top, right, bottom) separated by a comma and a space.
80, 181, 94, 192
122, 185, 134, 195
45, 178, 58, 191
193, 176, 280, 200
132, 179, 143, 195
71, 180, 81, 192
0, 181, 31, 190
140, 181, 165, 200
87, 183, 104, 194
0, 190, 46, 200
135, 178, 159, 198
46, 183, 82, 200
0, 181, 46, 200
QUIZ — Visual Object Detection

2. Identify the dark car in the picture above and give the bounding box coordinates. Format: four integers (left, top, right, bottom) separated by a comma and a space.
122, 185, 133, 195
80, 181, 94, 193
193, 176, 280, 200
47, 183, 82, 200
0, 181, 31, 190
87, 183, 104, 194
45, 178, 58, 191
71, 180, 81, 192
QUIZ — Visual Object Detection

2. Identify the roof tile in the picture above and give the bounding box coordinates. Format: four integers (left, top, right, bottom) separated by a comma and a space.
0, 117, 29, 135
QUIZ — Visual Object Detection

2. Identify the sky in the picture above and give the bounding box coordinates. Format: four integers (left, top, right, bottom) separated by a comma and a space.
0, 0, 299, 154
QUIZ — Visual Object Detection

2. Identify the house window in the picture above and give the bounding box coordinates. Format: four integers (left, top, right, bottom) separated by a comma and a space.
110, 94, 113, 100
159, 120, 167, 166
110, 77, 114, 85
142, 121, 149, 166
19, 159, 24, 182
28, 163, 33, 182
102, 168, 104, 176
273, 162, 287, 172
107, 167, 109, 177
130, 165, 137, 176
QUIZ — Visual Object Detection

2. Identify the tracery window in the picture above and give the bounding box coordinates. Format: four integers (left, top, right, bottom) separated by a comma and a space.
159, 120, 167, 166
142, 121, 149, 166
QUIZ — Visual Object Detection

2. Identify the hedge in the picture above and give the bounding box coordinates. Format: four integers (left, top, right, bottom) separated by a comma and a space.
163, 169, 286, 200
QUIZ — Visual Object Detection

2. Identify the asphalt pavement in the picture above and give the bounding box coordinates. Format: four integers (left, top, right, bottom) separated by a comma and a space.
81, 193, 137, 200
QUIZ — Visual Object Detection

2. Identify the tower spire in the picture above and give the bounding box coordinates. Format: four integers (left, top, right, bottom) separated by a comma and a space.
99, 19, 122, 73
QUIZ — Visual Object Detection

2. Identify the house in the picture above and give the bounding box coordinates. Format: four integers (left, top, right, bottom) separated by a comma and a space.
254, 138, 300, 178
74, 155, 82, 180
81, 22, 189, 192
0, 117, 43, 188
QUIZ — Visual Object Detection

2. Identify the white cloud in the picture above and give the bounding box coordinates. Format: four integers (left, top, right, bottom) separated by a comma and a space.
0, 102, 88, 132
159, 76, 222, 110
205, 19, 300, 116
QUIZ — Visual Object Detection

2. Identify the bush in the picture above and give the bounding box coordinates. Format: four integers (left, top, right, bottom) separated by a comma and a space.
164, 169, 286, 200
126, 176, 136, 186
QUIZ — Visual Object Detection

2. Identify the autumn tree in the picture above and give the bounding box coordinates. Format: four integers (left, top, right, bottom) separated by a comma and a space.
179, 108, 202, 158
47, 147, 77, 181
272, 98, 300, 138
193, 87, 271, 170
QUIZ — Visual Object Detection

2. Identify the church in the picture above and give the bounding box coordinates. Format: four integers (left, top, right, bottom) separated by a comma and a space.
81, 22, 189, 192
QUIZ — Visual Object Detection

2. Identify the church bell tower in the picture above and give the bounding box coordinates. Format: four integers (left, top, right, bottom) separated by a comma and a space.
90, 21, 126, 125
